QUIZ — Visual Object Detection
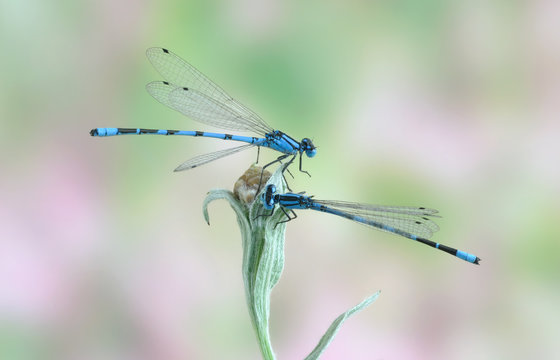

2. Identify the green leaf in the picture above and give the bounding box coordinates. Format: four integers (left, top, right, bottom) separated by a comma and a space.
304, 291, 381, 360
203, 164, 380, 359
203, 165, 286, 360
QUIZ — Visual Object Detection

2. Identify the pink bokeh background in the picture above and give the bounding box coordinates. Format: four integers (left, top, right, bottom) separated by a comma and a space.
1, 0, 559, 359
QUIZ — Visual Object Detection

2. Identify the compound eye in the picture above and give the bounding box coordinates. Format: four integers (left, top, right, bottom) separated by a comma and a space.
301, 138, 316, 158
260, 191, 274, 210
261, 184, 276, 209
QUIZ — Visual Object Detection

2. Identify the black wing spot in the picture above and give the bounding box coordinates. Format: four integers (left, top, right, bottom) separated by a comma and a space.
415, 221, 422, 225
183, 87, 189, 91
163, 81, 169, 85
162, 48, 169, 54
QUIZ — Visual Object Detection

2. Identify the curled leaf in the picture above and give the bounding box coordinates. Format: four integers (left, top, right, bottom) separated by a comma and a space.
202, 164, 380, 359
203, 165, 286, 360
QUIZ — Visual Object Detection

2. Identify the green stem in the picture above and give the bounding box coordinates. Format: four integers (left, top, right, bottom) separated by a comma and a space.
202, 165, 380, 359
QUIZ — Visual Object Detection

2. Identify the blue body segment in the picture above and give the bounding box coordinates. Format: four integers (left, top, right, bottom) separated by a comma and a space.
265, 130, 302, 155
90, 47, 317, 173
91, 127, 266, 145
455, 250, 479, 263
261, 184, 480, 265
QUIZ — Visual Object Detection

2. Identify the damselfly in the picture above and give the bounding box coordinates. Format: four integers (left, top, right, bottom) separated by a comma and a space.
90, 48, 316, 177
260, 184, 480, 264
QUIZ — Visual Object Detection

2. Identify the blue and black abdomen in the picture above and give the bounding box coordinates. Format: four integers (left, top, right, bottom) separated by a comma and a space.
309, 203, 480, 264
90, 128, 264, 145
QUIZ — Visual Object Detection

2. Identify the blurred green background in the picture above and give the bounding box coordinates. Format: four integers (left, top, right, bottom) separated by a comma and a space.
1, 0, 559, 359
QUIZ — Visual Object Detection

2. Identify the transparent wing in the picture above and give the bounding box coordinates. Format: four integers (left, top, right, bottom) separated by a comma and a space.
169, 86, 271, 135
145, 81, 271, 135
146, 47, 232, 102
146, 81, 268, 134
174, 143, 256, 172
314, 200, 440, 216
146, 47, 273, 135
145, 81, 178, 110
313, 199, 440, 239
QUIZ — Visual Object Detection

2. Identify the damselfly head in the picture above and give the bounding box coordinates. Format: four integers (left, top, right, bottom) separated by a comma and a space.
301, 138, 317, 158
261, 184, 277, 210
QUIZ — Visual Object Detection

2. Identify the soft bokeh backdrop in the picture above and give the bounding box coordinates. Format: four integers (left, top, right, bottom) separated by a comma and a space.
1, 0, 559, 359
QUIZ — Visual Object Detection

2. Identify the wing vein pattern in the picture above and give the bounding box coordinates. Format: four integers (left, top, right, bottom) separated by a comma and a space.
146, 48, 273, 136
313, 200, 440, 239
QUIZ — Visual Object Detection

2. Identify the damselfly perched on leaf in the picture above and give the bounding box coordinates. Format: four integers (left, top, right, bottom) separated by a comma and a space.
260, 184, 480, 264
